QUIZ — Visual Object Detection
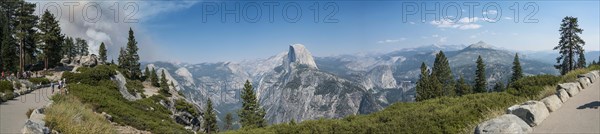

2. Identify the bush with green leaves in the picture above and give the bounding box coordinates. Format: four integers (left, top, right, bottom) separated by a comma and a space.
62, 65, 116, 86
175, 99, 199, 117
0, 80, 14, 93
29, 77, 50, 85
125, 79, 144, 95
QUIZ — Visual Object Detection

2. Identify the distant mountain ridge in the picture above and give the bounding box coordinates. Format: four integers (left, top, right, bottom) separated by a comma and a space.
145, 41, 558, 127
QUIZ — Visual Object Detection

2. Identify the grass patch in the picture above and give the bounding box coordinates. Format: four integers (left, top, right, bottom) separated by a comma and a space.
45, 95, 116, 134
0, 80, 14, 93
561, 65, 600, 83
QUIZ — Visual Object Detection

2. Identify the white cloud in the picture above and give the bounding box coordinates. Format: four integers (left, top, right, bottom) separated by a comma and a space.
377, 38, 406, 44
504, 17, 513, 20
431, 17, 490, 30
482, 10, 497, 15
470, 35, 477, 38
439, 37, 447, 43
409, 22, 415, 24
28, 0, 199, 61
459, 24, 482, 30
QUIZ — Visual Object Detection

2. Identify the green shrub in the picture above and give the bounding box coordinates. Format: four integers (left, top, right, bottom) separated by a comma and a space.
125, 79, 144, 95
561, 65, 600, 83
510, 75, 560, 90
0, 80, 14, 93
62, 65, 116, 86
175, 99, 199, 117
29, 77, 50, 85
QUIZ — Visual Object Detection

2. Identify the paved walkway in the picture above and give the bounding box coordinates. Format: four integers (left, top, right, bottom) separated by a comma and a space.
533, 80, 600, 133
0, 87, 56, 133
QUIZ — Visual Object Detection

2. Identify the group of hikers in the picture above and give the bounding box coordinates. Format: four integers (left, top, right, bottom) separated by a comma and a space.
50, 78, 67, 94
1, 71, 42, 80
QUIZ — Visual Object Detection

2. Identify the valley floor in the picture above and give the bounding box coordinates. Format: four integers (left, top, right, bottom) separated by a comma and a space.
0, 87, 55, 133
533, 80, 600, 133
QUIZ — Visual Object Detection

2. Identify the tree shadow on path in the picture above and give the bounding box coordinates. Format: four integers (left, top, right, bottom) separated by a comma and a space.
577, 101, 600, 109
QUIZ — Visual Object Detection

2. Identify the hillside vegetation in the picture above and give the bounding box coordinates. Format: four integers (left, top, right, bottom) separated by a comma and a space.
226, 65, 600, 133
46, 65, 194, 133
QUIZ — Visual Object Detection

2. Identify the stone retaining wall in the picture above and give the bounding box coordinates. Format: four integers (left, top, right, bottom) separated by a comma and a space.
475, 70, 600, 134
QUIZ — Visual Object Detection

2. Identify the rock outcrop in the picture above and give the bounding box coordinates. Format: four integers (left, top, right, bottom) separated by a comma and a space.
475, 114, 532, 134
577, 77, 591, 89
80, 54, 99, 67
556, 89, 570, 103
506, 101, 550, 127
112, 71, 141, 101
22, 108, 50, 134
541, 95, 562, 112
284, 44, 318, 70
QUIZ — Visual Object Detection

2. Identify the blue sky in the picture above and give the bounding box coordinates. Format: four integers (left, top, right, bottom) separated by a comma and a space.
36, 0, 599, 63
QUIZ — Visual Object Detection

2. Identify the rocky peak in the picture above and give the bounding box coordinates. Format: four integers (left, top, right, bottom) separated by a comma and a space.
466, 41, 495, 49
285, 44, 318, 70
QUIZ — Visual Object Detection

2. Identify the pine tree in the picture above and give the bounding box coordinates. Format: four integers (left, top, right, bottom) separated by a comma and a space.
203, 98, 218, 134
554, 16, 585, 75
474, 55, 487, 93
159, 70, 170, 96
1, 14, 17, 73
150, 68, 159, 87
416, 62, 431, 101
455, 75, 471, 96
238, 80, 266, 128
99, 42, 107, 64
38, 10, 64, 69
431, 51, 455, 96
143, 66, 149, 81
576, 51, 586, 69
125, 28, 141, 80
62, 37, 76, 60
117, 47, 126, 68
493, 81, 505, 92
15, 1, 38, 76
74, 37, 88, 56
224, 112, 233, 131
510, 53, 523, 84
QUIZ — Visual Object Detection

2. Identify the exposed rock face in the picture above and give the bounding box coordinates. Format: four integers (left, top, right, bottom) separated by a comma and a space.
506, 101, 550, 127
577, 77, 591, 89
22, 108, 50, 134
557, 89, 570, 103
80, 54, 98, 67
558, 83, 581, 97
541, 95, 562, 112
475, 114, 532, 134
285, 44, 318, 70
112, 71, 141, 101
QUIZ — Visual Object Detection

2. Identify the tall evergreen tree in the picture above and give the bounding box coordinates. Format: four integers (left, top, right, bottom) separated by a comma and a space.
125, 28, 141, 80
38, 10, 63, 69
15, 1, 37, 75
455, 75, 471, 96
99, 42, 107, 64
117, 47, 126, 68
150, 68, 159, 87
74, 37, 88, 56
159, 70, 170, 96
1, 14, 17, 73
493, 81, 505, 92
203, 98, 218, 134
576, 51, 586, 69
62, 37, 76, 60
431, 51, 455, 96
143, 66, 149, 80
474, 55, 487, 93
510, 53, 523, 84
224, 112, 233, 131
238, 80, 266, 128
554, 16, 585, 75
416, 62, 431, 101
